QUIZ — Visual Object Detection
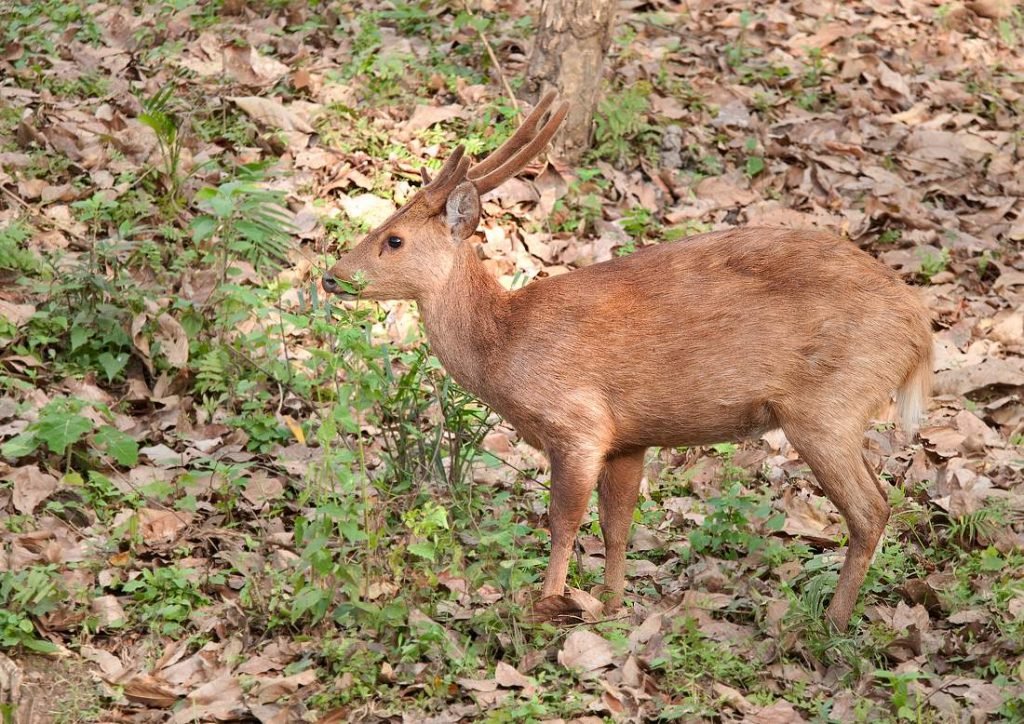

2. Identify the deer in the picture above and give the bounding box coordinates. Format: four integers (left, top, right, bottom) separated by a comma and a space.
321, 91, 933, 631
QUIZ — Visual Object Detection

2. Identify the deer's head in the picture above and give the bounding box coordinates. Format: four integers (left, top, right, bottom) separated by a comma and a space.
322, 92, 568, 301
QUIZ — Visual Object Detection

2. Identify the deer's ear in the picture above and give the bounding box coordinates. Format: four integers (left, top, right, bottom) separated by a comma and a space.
445, 182, 481, 242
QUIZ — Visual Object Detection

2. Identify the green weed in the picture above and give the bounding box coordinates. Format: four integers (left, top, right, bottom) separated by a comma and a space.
0, 566, 64, 653
591, 83, 658, 167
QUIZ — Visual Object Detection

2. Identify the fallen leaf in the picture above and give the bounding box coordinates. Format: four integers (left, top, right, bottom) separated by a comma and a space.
715, 682, 755, 714
230, 96, 315, 133
90, 595, 126, 628
966, 0, 1014, 18
138, 508, 193, 543
224, 44, 290, 86
750, 699, 808, 723
0, 300, 35, 328
494, 661, 533, 690
242, 471, 285, 506
10, 466, 59, 514
339, 194, 396, 228
252, 670, 317, 704
122, 676, 178, 707
155, 313, 189, 368
458, 676, 498, 692
405, 103, 463, 134
557, 630, 615, 673
934, 358, 1024, 395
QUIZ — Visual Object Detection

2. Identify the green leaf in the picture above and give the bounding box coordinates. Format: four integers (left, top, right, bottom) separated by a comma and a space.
70, 324, 89, 351
407, 541, 436, 561
1, 431, 40, 460
97, 352, 129, 382
191, 216, 217, 243
765, 512, 786, 532
208, 192, 234, 218
745, 155, 765, 177
21, 636, 59, 654
94, 426, 139, 467
35, 413, 93, 455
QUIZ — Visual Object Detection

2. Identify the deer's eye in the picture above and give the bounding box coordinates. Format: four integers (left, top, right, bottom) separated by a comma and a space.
387, 235, 403, 249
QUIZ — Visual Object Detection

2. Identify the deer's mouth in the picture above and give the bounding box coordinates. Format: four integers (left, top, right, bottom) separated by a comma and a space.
321, 274, 362, 299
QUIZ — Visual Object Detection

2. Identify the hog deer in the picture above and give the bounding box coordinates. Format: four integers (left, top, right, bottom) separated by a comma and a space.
322, 92, 933, 631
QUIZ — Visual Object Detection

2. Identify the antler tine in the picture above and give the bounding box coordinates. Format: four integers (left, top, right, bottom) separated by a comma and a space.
470, 101, 568, 197
467, 90, 558, 181
423, 152, 471, 210
425, 145, 466, 190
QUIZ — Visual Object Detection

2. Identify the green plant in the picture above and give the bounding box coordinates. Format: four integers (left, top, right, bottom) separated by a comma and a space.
878, 228, 903, 244
121, 566, 217, 635
550, 168, 607, 235
724, 9, 756, 68
1, 0, 101, 59
689, 477, 784, 559
191, 166, 294, 279
402, 500, 452, 563
0, 566, 64, 653
139, 85, 188, 208
664, 220, 712, 241
0, 220, 42, 275
0, 396, 138, 469
13, 209, 142, 382
621, 206, 658, 240
591, 83, 658, 166
744, 136, 765, 177
946, 505, 1003, 548
875, 670, 928, 721
435, 374, 497, 489
802, 47, 828, 88
918, 247, 951, 281
648, 616, 761, 716
462, 97, 522, 157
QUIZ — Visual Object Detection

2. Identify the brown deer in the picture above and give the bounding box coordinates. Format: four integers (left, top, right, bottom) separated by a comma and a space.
322, 92, 933, 631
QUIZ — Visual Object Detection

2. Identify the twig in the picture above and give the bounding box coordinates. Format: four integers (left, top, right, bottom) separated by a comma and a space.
460, 0, 519, 113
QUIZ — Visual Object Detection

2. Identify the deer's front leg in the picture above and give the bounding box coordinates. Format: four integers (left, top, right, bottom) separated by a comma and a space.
538, 447, 604, 603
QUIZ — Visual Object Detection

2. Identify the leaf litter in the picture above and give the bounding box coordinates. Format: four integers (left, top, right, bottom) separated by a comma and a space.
0, 0, 1022, 721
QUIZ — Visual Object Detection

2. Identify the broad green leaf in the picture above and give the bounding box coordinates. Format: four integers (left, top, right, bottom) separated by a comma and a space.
70, 325, 89, 351
191, 216, 217, 243
97, 352, 129, 382
21, 636, 59, 654
209, 192, 234, 218
1, 431, 39, 460
407, 541, 436, 561
94, 426, 139, 467
35, 413, 92, 455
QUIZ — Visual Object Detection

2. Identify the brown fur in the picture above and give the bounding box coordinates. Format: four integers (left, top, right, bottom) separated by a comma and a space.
324, 113, 933, 631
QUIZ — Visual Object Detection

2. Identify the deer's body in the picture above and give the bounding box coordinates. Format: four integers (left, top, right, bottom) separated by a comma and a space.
323, 93, 933, 630
422, 227, 929, 453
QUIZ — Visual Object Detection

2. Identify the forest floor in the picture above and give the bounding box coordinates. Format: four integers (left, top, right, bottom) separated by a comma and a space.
1, 0, 1023, 721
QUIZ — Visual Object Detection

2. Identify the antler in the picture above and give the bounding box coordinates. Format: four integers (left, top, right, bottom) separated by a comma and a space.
421, 145, 471, 208
415, 91, 569, 212
468, 91, 569, 196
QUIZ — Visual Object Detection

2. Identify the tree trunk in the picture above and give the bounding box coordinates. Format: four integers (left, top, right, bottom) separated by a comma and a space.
524, 0, 616, 163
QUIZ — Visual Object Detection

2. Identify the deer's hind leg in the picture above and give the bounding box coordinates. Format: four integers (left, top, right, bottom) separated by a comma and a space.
779, 414, 890, 631
597, 447, 646, 611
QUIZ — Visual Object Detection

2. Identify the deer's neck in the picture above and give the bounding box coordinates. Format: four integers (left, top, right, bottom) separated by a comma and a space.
418, 244, 510, 396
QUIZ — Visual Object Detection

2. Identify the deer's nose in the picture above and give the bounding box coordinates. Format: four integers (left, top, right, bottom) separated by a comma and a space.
322, 274, 339, 293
